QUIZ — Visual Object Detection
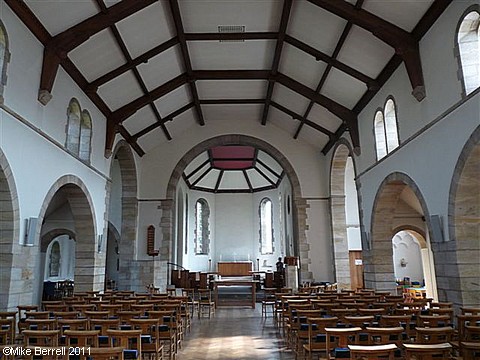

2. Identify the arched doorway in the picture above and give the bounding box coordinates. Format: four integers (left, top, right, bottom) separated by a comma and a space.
108, 141, 139, 291
105, 222, 120, 290
368, 173, 438, 298
449, 125, 480, 306
37, 176, 99, 298
0, 148, 20, 310
391, 229, 437, 300
161, 135, 309, 288
330, 142, 363, 290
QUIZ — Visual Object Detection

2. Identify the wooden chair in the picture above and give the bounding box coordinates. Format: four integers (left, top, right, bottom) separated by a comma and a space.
403, 343, 452, 359
89, 318, 120, 347
148, 310, 177, 359
294, 309, 323, 356
261, 288, 277, 317
365, 326, 404, 346
106, 329, 142, 360
0, 316, 16, 345
418, 314, 450, 328
302, 316, 338, 360
64, 329, 100, 348
459, 342, 480, 360
461, 307, 480, 315
22, 329, 59, 346
129, 318, 164, 360
325, 327, 362, 359
344, 315, 375, 329
79, 346, 125, 360
415, 326, 454, 344
182, 288, 199, 316
349, 344, 397, 359
25, 318, 57, 331
198, 289, 215, 319
380, 314, 414, 340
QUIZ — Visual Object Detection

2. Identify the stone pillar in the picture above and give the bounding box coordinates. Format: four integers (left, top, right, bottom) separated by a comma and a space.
295, 198, 312, 282
117, 196, 138, 290
330, 195, 351, 289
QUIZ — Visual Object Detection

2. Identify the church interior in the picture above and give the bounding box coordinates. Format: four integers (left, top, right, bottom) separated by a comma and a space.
0, 0, 479, 358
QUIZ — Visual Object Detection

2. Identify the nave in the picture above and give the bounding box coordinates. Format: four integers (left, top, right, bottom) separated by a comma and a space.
177, 306, 293, 360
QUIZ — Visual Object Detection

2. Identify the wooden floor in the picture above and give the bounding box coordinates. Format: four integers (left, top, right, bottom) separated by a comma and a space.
178, 305, 294, 360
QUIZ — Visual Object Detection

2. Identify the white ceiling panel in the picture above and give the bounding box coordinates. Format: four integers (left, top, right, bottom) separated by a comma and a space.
154, 85, 191, 117
122, 106, 158, 136
137, 126, 167, 152
202, 104, 262, 122
219, 171, 249, 190
115, 2, 175, 58
184, 149, 209, 177
272, 84, 311, 115
188, 40, 276, 70
246, 169, 270, 189
279, 43, 327, 90
256, 162, 278, 183
179, 0, 282, 33
196, 168, 222, 189
187, 161, 211, 185
267, 107, 298, 136
137, 46, 184, 92
98, 70, 145, 111
26, 0, 98, 36
337, 25, 395, 79
321, 68, 367, 109
288, 0, 346, 56
297, 125, 330, 149
168, 109, 199, 142
363, 0, 434, 32
308, 104, 343, 133
257, 151, 283, 177
197, 80, 267, 100
69, 29, 126, 82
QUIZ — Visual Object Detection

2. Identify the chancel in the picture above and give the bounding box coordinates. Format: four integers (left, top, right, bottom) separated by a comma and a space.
0, 0, 479, 359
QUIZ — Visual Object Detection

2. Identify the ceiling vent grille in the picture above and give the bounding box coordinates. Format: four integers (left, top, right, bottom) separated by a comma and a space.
218, 25, 246, 42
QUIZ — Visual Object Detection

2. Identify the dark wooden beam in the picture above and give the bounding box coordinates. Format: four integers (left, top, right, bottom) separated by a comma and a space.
270, 101, 334, 138
262, 0, 293, 125
185, 32, 278, 41
295, 3, 359, 146
169, 0, 205, 126
39, 0, 156, 103
118, 126, 145, 156
109, 73, 188, 125
284, 35, 377, 88
307, 0, 426, 101
276, 73, 360, 150
86, 37, 179, 92
199, 99, 265, 105
193, 70, 271, 80
132, 102, 195, 140
242, 170, 254, 193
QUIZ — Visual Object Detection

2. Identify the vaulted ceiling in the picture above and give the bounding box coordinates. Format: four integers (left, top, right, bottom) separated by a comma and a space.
6, 0, 451, 157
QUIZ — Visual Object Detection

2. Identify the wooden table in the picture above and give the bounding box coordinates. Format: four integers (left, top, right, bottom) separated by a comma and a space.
213, 277, 257, 309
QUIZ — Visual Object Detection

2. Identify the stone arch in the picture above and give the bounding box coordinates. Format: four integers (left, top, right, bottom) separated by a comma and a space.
109, 140, 139, 290
368, 172, 435, 292
37, 175, 100, 293
330, 140, 357, 289
162, 134, 309, 280
40, 228, 76, 252
0, 148, 20, 310
448, 125, 480, 306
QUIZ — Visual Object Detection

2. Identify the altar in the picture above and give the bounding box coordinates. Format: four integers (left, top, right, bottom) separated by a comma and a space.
212, 276, 257, 308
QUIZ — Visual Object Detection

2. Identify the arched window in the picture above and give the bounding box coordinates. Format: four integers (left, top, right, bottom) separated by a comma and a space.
374, 97, 399, 160
374, 110, 387, 160
0, 20, 11, 101
259, 198, 274, 254
384, 99, 399, 152
79, 110, 92, 162
195, 198, 210, 254
49, 241, 61, 278
66, 98, 82, 155
457, 10, 480, 96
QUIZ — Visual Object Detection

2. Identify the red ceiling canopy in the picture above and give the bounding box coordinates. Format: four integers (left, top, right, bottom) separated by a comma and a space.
210, 145, 255, 170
